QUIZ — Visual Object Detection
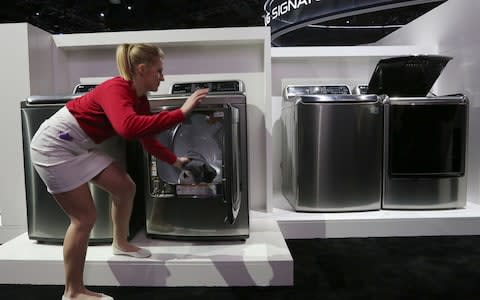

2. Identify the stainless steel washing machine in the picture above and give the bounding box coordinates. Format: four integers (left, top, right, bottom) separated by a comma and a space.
143, 80, 249, 240
20, 95, 144, 243
281, 85, 383, 212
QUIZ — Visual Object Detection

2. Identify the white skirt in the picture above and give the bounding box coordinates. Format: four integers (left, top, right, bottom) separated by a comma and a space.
30, 106, 114, 194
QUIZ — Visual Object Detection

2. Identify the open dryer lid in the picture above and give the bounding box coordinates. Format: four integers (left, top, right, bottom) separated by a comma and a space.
367, 55, 452, 97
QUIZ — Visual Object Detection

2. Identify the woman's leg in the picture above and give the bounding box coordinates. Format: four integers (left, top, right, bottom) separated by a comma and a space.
91, 161, 140, 252
53, 183, 104, 299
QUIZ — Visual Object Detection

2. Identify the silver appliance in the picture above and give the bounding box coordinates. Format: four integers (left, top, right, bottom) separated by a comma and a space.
20, 95, 144, 243
284, 84, 351, 98
352, 84, 369, 95
382, 95, 468, 209
368, 55, 469, 209
281, 85, 383, 212
143, 80, 249, 240
72, 83, 97, 94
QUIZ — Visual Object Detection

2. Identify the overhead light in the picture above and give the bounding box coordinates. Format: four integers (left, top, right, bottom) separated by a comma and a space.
99, 12, 105, 17
127, 6, 132, 10
109, 0, 121, 4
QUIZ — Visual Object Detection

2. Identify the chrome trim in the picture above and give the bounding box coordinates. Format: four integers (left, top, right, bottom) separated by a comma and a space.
72, 83, 97, 94
168, 80, 245, 94
388, 95, 468, 105
224, 104, 241, 224
26, 95, 82, 105
284, 84, 351, 100
148, 94, 246, 110
352, 84, 369, 95
298, 94, 380, 103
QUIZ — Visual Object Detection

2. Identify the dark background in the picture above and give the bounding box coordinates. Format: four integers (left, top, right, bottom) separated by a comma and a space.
0, 0, 265, 34
0, 0, 447, 46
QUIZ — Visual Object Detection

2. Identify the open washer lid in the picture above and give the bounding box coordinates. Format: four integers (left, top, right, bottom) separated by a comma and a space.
367, 55, 452, 97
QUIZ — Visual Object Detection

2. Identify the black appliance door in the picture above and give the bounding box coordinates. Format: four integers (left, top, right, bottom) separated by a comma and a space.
388, 99, 467, 177
222, 104, 241, 224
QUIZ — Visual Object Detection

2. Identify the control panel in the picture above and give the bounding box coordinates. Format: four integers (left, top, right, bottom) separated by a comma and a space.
171, 81, 243, 94
285, 85, 351, 98
73, 84, 97, 94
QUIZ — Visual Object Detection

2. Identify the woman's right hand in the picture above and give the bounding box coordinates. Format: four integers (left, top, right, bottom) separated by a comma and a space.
180, 88, 209, 116
173, 157, 190, 169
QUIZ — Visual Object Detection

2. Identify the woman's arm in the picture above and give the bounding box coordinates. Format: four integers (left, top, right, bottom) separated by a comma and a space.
101, 95, 185, 139
100, 86, 207, 139
139, 136, 177, 164
139, 136, 190, 169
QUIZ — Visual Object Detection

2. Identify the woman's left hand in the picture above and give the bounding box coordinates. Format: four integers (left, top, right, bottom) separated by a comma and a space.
180, 88, 209, 115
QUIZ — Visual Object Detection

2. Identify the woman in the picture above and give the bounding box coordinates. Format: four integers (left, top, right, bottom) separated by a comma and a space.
30, 43, 208, 300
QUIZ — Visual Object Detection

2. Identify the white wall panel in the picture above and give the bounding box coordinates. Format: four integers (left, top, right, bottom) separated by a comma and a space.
377, 0, 480, 204
271, 57, 378, 97
52, 44, 264, 95
27, 24, 55, 95
0, 23, 30, 242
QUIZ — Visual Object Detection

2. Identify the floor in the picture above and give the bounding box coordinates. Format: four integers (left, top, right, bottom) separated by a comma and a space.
2, 235, 480, 299
3, 200, 480, 299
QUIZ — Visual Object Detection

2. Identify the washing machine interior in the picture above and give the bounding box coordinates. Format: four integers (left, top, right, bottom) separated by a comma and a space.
144, 80, 249, 240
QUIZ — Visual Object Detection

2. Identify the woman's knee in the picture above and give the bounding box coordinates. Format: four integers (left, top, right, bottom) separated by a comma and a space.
92, 163, 136, 200
118, 175, 136, 199
72, 210, 97, 231
108, 175, 136, 203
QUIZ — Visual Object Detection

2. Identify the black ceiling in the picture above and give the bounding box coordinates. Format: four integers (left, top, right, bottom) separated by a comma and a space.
271, 1, 447, 46
0, 0, 447, 46
1, 0, 265, 33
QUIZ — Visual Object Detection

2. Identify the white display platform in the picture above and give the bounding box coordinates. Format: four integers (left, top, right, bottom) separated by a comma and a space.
271, 45, 438, 59
0, 212, 292, 287
272, 195, 480, 239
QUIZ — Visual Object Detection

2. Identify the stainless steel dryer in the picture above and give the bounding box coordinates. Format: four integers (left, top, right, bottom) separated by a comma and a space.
281, 85, 383, 212
382, 95, 468, 209
20, 95, 144, 243
368, 55, 469, 209
143, 80, 249, 240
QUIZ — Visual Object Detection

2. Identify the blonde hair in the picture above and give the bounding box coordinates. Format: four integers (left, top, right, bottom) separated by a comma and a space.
115, 43, 164, 81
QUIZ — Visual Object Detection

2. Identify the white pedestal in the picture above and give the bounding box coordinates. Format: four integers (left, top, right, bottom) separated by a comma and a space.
0, 212, 293, 287
272, 195, 480, 239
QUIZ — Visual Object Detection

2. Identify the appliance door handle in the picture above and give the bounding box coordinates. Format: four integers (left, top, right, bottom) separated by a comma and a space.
223, 104, 241, 224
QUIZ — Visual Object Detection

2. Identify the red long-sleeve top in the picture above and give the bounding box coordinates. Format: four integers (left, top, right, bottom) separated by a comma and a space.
66, 76, 185, 164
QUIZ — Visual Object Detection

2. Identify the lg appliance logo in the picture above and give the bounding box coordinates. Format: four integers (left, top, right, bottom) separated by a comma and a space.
264, 0, 322, 26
